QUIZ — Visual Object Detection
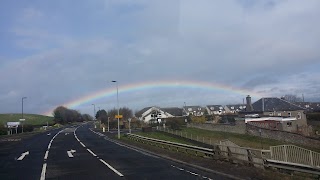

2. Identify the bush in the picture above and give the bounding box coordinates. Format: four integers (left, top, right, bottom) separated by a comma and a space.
165, 118, 185, 130
17, 124, 34, 133
307, 113, 320, 121
0, 126, 7, 135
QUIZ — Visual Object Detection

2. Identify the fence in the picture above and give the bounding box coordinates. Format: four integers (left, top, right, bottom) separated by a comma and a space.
263, 145, 320, 168
156, 127, 320, 175
127, 133, 265, 167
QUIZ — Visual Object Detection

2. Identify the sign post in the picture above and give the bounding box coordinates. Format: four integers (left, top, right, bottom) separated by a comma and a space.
128, 118, 131, 133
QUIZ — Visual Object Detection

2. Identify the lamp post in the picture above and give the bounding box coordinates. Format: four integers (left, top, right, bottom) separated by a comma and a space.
92, 104, 96, 120
107, 117, 110, 132
21, 97, 27, 133
112, 80, 120, 139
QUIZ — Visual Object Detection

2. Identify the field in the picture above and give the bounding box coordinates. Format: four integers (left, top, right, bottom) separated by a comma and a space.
0, 114, 54, 126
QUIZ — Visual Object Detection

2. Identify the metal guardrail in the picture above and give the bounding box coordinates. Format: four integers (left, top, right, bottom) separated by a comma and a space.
127, 133, 265, 167
127, 133, 320, 176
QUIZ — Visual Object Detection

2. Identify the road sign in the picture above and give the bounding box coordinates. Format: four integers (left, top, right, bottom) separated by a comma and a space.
115, 115, 123, 119
7, 122, 20, 128
19, 119, 25, 121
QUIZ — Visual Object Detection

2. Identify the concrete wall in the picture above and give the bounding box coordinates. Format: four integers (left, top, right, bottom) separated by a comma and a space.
246, 124, 320, 149
187, 121, 246, 134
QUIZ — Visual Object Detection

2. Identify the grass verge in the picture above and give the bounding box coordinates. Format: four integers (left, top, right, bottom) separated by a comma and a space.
119, 134, 314, 180
0, 113, 54, 126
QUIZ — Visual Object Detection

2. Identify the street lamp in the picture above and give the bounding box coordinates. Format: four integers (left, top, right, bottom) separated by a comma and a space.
92, 104, 96, 120
112, 80, 120, 139
21, 97, 27, 133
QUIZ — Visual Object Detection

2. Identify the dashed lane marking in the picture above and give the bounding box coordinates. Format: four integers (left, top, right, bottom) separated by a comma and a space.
87, 149, 97, 156
75, 126, 125, 177
80, 142, 86, 147
99, 159, 124, 177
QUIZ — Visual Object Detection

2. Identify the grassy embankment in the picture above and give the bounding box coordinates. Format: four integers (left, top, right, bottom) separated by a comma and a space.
0, 113, 54, 126
134, 127, 320, 152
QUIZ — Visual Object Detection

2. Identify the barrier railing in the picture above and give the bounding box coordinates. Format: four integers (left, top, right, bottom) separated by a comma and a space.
127, 130, 320, 175
127, 133, 265, 167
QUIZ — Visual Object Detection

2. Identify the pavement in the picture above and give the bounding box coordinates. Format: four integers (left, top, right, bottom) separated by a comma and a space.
0, 122, 233, 180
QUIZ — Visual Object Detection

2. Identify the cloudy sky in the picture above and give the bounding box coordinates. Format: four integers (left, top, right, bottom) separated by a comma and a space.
0, 0, 319, 116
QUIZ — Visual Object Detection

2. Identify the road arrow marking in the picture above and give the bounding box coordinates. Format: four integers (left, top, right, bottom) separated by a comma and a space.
67, 149, 76, 158
17, 151, 29, 161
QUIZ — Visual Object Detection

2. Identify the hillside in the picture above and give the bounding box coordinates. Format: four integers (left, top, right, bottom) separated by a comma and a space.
0, 114, 54, 126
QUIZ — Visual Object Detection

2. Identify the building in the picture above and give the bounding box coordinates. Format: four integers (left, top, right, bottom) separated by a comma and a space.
224, 104, 247, 114
244, 96, 309, 135
206, 105, 225, 115
294, 102, 320, 112
183, 106, 206, 116
136, 106, 183, 123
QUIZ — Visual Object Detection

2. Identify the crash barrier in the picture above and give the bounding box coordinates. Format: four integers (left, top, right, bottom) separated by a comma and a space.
128, 131, 320, 175
127, 133, 265, 167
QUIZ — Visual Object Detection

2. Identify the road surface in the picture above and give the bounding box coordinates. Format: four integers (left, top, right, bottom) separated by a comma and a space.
0, 123, 232, 180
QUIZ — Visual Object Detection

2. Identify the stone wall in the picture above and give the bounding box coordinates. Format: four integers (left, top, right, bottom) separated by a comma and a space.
187, 121, 246, 134
246, 124, 320, 149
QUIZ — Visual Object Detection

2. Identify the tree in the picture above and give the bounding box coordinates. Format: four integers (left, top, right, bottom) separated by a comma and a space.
190, 115, 206, 123
96, 109, 107, 119
107, 107, 133, 121
53, 106, 83, 124
283, 94, 302, 102
82, 114, 93, 121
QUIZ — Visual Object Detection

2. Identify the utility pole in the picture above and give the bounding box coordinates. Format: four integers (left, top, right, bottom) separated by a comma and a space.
112, 80, 120, 139
21, 97, 27, 133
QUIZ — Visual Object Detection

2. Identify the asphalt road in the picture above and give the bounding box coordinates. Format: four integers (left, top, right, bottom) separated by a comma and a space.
0, 123, 232, 180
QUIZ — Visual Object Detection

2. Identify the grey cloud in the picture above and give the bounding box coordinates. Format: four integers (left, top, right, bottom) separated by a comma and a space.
1, 0, 320, 115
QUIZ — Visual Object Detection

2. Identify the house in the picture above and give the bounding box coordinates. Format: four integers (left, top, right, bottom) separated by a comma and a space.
183, 106, 206, 116
244, 96, 309, 135
206, 105, 225, 115
136, 106, 183, 123
224, 104, 247, 114
245, 115, 297, 132
294, 102, 320, 112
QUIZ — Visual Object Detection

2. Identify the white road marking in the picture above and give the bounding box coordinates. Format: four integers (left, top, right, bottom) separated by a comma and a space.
44, 151, 49, 160
87, 149, 97, 156
67, 149, 76, 158
187, 171, 198, 176
40, 130, 63, 180
80, 142, 86, 147
40, 163, 47, 180
17, 151, 29, 161
99, 159, 124, 177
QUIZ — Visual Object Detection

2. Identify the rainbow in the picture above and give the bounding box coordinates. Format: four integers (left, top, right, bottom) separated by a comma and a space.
43, 80, 265, 116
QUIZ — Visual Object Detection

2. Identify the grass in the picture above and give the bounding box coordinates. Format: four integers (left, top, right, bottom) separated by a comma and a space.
134, 131, 199, 146
179, 127, 284, 149
144, 127, 320, 152
0, 113, 54, 126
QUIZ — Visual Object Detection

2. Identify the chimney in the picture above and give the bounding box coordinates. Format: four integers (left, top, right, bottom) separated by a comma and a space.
246, 95, 253, 111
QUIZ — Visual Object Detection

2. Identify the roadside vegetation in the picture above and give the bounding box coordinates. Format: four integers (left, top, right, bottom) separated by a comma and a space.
133, 131, 198, 146
0, 113, 54, 126
53, 106, 93, 124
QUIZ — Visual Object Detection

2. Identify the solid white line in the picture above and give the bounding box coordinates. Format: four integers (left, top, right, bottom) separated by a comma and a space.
99, 159, 124, 177
47, 143, 51, 150
44, 151, 49, 160
80, 142, 86, 147
40, 163, 47, 180
87, 149, 97, 156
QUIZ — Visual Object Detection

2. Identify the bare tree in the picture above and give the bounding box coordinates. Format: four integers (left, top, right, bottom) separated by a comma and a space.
282, 94, 302, 102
